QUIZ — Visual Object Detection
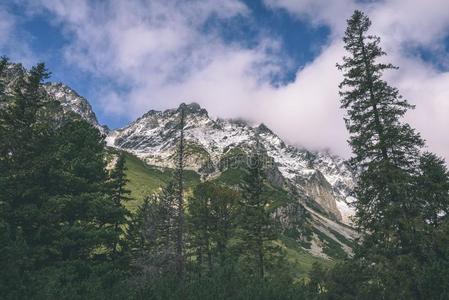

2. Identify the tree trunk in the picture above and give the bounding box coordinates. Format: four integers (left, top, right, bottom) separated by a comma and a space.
175, 106, 185, 277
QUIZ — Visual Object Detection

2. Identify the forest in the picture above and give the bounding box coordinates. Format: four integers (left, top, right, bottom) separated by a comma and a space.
1, 10, 449, 300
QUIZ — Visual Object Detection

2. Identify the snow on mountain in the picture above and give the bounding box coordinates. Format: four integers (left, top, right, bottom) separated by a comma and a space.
107, 103, 356, 224
2, 62, 107, 134
44, 82, 107, 133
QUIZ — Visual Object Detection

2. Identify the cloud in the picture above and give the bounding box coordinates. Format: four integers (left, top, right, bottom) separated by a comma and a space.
14, 0, 449, 161
263, 0, 358, 35
0, 3, 35, 65
264, 0, 449, 161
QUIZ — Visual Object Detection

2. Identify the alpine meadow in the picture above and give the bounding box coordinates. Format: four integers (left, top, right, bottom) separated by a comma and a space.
1, 2, 449, 300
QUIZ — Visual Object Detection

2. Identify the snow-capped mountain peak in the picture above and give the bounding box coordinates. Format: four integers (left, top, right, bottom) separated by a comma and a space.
43, 82, 107, 133
107, 102, 355, 224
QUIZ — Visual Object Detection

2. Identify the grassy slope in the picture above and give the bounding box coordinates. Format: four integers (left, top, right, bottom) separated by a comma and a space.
215, 168, 333, 276
123, 152, 200, 211
280, 236, 333, 278
123, 152, 330, 277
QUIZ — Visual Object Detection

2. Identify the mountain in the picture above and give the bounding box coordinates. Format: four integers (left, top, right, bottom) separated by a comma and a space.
106, 102, 358, 259
2, 62, 357, 260
43, 82, 107, 133
107, 103, 355, 222
2, 62, 106, 133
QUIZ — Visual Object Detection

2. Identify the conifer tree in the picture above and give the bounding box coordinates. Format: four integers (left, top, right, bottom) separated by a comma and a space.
49, 120, 117, 262
108, 153, 132, 256
0, 62, 57, 268
238, 141, 277, 279
334, 10, 449, 298
416, 152, 449, 227
188, 182, 239, 276
175, 104, 186, 276
189, 184, 213, 276
127, 183, 178, 288
0, 61, 126, 297
337, 10, 424, 255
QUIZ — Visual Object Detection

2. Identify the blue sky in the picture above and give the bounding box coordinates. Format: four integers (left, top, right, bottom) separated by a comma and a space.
3, 0, 331, 128
1, 0, 449, 160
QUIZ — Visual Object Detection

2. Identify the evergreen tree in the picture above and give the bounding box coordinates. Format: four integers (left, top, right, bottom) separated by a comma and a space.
0, 62, 59, 270
48, 120, 115, 262
175, 104, 186, 276
238, 141, 278, 279
415, 153, 449, 299
188, 183, 214, 276
416, 152, 449, 227
127, 183, 178, 292
0, 61, 128, 297
188, 182, 239, 276
108, 153, 132, 256
337, 10, 425, 255
334, 10, 449, 299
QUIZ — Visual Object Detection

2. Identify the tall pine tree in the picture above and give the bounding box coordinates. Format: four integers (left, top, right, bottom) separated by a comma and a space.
238, 140, 277, 279
334, 10, 449, 298
0, 61, 128, 297
175, 104, 186, 277
108, 153, 132, 256
127, 183, 178, 291
337, 10, 424, 255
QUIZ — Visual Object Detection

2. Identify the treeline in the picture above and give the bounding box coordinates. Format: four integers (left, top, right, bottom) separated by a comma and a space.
0, 61, 304, 298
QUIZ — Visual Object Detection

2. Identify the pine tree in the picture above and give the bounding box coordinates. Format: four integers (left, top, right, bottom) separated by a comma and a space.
334, 10, 449, 299
337, 10, 425, 254
127, 183, 178, 290
188, 182, 239, 276
175, 104, 186, 277
188, 183, 213, 276
415, 153, 449, 298
49, 120, 116, 262
108, 153, 132, 256
0, 61, 127, 297
0, 62, 59, 268
416, 152, 449, 227
238, 141, 277, 279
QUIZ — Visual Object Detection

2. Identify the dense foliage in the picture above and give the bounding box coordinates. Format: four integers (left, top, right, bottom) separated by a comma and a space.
0, 58, 130, 299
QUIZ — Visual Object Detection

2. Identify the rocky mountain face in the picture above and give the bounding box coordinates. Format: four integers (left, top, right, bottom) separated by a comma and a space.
43, 82, 106, 133
2, 62, 106, 133
107, 103, 355, 224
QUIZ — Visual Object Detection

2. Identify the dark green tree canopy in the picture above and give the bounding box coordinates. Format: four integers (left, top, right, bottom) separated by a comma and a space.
338, 10, 423, 170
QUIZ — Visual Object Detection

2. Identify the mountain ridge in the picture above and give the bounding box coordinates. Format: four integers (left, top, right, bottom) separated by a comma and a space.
107, 102, 355, 224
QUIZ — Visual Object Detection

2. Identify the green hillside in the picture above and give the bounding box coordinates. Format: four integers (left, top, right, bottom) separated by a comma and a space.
122, 151, 331, 276
123, 152, 201, 211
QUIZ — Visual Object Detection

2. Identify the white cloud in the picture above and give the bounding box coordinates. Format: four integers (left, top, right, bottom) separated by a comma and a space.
14, 0, 449, 161
0, 3, 35, 65
264, 0, 449, 161
263, 0, 358, 35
